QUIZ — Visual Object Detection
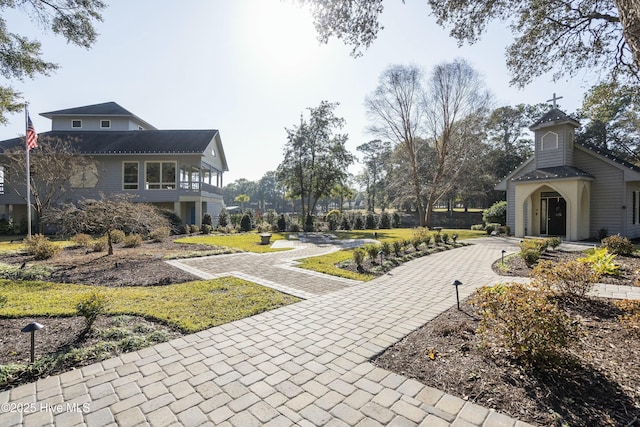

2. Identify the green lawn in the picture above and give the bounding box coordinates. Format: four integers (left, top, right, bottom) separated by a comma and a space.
298, 228, 487, 280
175, 232, 291, 253
0, 277, 300, 333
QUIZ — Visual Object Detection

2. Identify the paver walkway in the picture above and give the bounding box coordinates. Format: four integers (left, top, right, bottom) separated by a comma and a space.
1, 237, 638, 427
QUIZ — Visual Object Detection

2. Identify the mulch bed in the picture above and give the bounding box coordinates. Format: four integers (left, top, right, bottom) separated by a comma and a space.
374, 297, 640, 427
376, 247, 640, 426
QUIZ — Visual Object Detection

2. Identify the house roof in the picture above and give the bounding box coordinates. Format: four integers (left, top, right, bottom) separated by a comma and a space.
0, 130, 219, 155
529, 108, 580, 130
576, 140, 640, 173
40, 102, 157, 130
511, 165, 594, 182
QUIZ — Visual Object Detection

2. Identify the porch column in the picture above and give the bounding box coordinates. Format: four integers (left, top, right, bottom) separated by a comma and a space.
514, 186, 527, 238
195, 199, 203, 227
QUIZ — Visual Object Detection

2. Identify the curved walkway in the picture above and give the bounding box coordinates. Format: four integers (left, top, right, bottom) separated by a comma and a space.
1, 237, 638, 427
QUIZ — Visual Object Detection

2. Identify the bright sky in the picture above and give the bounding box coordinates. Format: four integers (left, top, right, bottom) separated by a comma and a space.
1, 0, 599, 184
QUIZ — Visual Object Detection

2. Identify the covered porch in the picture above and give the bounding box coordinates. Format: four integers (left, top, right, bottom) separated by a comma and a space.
514, 178, 592, 241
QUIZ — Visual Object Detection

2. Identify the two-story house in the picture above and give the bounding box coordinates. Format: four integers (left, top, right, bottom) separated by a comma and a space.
0, 102, 228, 229
496, 106, 640, 241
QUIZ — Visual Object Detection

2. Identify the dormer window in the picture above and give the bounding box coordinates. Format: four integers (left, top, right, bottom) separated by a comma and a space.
101, 120, 111, 129
541, 131, 559, 151
72, 120, 82, 128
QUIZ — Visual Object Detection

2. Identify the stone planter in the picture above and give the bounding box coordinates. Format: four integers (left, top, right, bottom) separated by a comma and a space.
259, 233, 272, 245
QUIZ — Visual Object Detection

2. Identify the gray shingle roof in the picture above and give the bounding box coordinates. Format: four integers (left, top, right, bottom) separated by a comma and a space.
40, 102, 134, 117
530, 108, 580, 130
576, 140, 640, 172
0, 130, 219, 155
512, 165, 593, 182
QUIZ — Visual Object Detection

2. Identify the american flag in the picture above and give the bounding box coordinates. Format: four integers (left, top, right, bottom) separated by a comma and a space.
26, 115, 38, 151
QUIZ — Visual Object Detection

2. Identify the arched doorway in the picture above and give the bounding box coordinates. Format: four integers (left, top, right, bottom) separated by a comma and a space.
540, 191, 566, 236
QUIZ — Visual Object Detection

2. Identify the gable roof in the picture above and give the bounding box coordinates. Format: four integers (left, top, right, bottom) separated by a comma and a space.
512, 165, 593, 182
529, 108, 580, 131
576, 140, 640, 173
40, 102, 157, 130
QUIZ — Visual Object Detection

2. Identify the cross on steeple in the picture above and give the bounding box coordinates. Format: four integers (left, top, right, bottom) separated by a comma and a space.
546, 93, 563, 108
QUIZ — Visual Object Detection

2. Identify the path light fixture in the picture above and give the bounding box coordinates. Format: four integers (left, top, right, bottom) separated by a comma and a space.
21, 322, 44, 363
451, 279, 462, 310
452, 234, 458, 243
501, 249, 506, 265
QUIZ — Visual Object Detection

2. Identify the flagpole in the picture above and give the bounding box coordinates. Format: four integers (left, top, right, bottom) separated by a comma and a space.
25, 103, 32, 239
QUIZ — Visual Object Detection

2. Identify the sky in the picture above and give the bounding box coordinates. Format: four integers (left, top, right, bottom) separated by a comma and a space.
1, 0, 600, 184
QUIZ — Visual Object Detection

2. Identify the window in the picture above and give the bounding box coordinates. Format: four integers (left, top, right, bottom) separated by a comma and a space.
123, 162, 139, 190
541, 132, 558, 151
72, 120, 82, 128
100, 120, 111, 128
145, 161, 176, 189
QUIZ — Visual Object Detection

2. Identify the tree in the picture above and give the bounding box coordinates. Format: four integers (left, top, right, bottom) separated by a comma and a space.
46, 194, 169, 255
1, 136, 93, 233
422, 59, 491, 226
276, 101, 354, 230
223, 178, 256, 206
576, 80, 640, 162
365, 65, 427, 225
234, 194, 250, 210
357, 139, 391, 211
485, 104, 545, 180
0, 1, 105, 122
301, 0, 640, 85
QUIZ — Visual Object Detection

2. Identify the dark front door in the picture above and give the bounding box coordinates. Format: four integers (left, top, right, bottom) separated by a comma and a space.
547, 197, 566, 236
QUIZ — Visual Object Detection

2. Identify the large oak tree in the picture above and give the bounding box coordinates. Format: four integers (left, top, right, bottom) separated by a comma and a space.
301, 0, 640, 86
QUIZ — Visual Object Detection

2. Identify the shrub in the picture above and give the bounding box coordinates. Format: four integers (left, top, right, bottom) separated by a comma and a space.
379, 212, 391, 229
70, 233, 92, 248
392, 241, 403, 257
240, 214, 252, 232
365, 212, 378, 229
202, 213, 212, 226
76, 291, 108, 331
189, 224, 200, 234
217, 208, 229, 228
365, 244, 380, 262
150, 227, 170, 242
0, 294, 6, 308
353, 248, 365, 268
277, 215, 287, 232
23, 234, 61, 260
327, 210, 341, 231
472, 282, 581, 366
110, 229, 126, 244
201, 224, 212, 234
441, 233, 449, 244
92, 237, 107, 252
263, 210, 277, 226
601, 234, 634, 256
123, 234, 143, 248
482, 200, 507, 225
380, 242, 391, 258
256, 221, 272, 233
519, 239, 549, 267
411, 238, 422, 251
532, 260, 599, 298
520, 249, 539, 266
547, 236, 561, 249
392, 212, 401, 228
289, 222, 301, 232
470, 224, 485, 231
354, 214, 364, 230
181, 224, 191, 235
304, 214, 314, 232
412, 227, 430, 245
615, 299, 640, 336
578, 247, 620, 276
433, 232, 443, 245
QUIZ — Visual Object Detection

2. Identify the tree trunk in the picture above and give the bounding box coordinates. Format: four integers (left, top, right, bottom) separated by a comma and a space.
615, 0, 640, 74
